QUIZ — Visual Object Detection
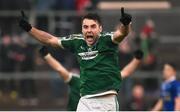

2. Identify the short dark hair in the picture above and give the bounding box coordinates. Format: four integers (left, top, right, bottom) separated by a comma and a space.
82, 13, 102, 25
164, 61, 177, 70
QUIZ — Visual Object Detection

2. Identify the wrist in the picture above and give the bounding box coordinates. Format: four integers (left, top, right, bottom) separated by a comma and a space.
44, 53, 51, 59
134, 50, 143, 60
19, 19, 32, 32
39, 46, 49, 57
26, 24, 32, 32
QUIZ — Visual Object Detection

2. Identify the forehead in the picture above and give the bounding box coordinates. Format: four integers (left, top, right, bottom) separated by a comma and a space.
164, 64, 173, 70
82, 19, 99, 26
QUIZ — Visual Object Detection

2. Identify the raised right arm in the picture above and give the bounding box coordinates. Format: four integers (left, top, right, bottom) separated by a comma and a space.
30, 27, 60, 47
19, 11, 61, 48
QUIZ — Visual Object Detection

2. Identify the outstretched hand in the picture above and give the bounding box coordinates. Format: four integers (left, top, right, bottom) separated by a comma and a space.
39, 46, 49, 57
19, 10, 32, 32
133, 49, 144, 60
120, 7, 132, 26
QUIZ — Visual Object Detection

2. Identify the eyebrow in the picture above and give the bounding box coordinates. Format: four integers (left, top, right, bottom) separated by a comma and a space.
91, 24, 96, 27
82, 24, 97, 27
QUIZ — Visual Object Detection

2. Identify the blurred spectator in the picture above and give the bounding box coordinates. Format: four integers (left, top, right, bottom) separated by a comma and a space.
125, 84, 149, 111
0, 35, 15, 72
76, 0, 99, 13
11, 36, 27, 71
0, 35, 17, 100
139, 19, 157, 70
152, 62, 180, 111
10, 35, 38, 105
11, 35, 35, 71
76, 0, 91, 12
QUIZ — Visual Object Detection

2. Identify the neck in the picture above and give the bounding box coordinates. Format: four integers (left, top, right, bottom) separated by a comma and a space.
165, 76, 176, 83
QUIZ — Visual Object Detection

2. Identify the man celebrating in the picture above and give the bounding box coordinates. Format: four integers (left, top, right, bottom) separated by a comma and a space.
19, 8, 132, 111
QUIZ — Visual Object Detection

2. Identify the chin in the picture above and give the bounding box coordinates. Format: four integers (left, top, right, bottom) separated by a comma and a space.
87, 42, 94, 46
86, 41, 94, 46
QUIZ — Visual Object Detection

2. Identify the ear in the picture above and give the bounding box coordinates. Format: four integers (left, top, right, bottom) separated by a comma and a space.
99, 25, 102, 32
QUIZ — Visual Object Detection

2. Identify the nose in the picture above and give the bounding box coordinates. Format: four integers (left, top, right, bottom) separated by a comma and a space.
87, 29, 91, 33
87, 27, 92, 32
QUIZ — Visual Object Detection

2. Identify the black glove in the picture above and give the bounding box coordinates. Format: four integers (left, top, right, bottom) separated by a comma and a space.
120, 7, 132, 26
19, 11, 32, 32
39, 46, 49, 57
133, 49, 143, 60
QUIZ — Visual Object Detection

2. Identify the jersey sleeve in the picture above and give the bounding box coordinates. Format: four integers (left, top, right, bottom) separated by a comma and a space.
65, 73, 80, 84
160, 84, 164, 98
105, 32, 122, 44
68, 73, 80, 86
102, 32, 119, 47
64, 72, 73, 83
174, 81, 180, 97
58, 35, 76, 52
103, 32, 114, 41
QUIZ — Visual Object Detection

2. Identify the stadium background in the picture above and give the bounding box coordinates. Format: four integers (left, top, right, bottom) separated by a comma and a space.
0, 0, 180, 110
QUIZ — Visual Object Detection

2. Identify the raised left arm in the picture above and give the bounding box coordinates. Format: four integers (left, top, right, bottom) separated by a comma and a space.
112, 7, 132, 43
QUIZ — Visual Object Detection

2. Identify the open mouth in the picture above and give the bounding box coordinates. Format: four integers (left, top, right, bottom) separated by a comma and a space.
86, 36, 94, 44
87, 35, 93, 38
86, 35, 94, 40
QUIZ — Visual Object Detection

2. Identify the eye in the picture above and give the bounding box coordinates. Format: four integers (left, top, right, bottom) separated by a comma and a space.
91, 24, 97, 29
83, 25, 88, 29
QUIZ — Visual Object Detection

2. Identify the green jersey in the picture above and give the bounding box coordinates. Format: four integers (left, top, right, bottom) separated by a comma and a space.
67, 74, 80, 111
60, 33, 122, 96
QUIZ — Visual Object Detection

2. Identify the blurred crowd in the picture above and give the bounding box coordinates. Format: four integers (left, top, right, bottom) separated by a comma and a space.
0, 0, 179, 110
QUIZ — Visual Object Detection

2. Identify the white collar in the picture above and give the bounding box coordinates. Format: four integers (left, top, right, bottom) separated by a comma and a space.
165, 76, 176, 83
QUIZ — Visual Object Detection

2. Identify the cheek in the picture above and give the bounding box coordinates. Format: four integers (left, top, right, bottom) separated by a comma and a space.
93, 29, 100, 34
82, 29, 86, 34
164, 71, 171, 78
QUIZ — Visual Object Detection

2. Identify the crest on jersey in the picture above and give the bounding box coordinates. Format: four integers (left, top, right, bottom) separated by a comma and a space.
78, 51, 98, 60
